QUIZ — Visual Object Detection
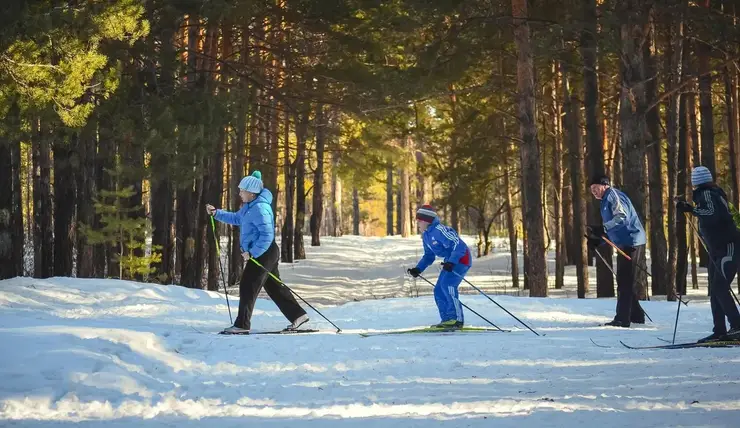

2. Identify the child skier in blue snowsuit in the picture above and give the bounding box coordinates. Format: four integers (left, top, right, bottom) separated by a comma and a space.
407, 205, 472, 328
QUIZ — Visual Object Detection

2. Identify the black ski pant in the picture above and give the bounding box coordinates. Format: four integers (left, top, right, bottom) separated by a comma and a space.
234, 242, 306, 330
615, 244, 646, 324
707, 241, 740, 334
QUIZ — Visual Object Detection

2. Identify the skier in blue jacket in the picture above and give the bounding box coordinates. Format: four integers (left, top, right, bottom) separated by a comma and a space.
587, 175, 647, 327
407, 204, 472, 329
206, 171, 308, 334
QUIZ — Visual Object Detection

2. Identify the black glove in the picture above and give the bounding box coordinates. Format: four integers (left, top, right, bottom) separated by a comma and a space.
442, 262, 454, 272
408, 267, 421, 278
586, 225, 606, 240
586, 236, 603, 249
676, 200, 694, 213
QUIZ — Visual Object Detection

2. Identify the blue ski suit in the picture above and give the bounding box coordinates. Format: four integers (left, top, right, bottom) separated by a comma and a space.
415, 218, 472, 323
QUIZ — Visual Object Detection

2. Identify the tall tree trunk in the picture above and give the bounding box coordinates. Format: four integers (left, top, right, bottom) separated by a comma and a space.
400, 138, 411, 237
386, 163, 394, 236
0, 137, 14, 279
53, 137, 75, 277
513, 0, 547, 296
12, 131, 23, 276
311, 104, 326, 246
677, 91, 689, 295
581, 2, 613, 297
352, 187, 360, 235
698, 40, 715, 178
76, 121, 97, 278
726, 66, 739, 205
282, 110, 295, 263
645, 22, 668, 297
504, 143, 520, 289
619, 0, 652, 300
562, 63, 589, 298
294, 109, 308, 260
687, 82, 704, 281
206, 130, 225, 291
396, 177, 402, 235
1, 104, 22, 279
33, 121, 53, 278
330, 149, 342, 237
551, 64, 565, 290
96, 125, 115, 277
666, 15, 684, 301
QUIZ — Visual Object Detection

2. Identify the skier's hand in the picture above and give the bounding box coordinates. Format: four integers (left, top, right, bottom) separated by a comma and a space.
586, 225, 606, 240
586, 236, 602, 249
206, 204, 216, 216
242, 251, 251, 261
407, 267, 421, 278
676, 200, 694, 213
442, 262, 454, 272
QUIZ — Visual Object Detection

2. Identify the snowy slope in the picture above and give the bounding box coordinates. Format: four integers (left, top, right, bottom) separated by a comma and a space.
1, 237, 738, 428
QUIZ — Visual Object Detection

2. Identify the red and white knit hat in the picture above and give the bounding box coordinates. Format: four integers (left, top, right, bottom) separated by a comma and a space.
416, 204, 438, 223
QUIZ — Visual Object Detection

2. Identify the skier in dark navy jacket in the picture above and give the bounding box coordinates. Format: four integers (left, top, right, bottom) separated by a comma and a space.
676, 166, 740, 342
206, 171, 308, 334
407, 205, 471, 328
587, 175, 647, 327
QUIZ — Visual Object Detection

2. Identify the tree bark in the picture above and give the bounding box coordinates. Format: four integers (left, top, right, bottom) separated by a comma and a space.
698, 40, 716, 178
282, 109, 295, 263
76, 121, 97, 278
513, 0, 547, 297
645, 21, 668, 297
677, 91, 689, 295
294, 108, 308, 260
400, 137, 411, 237
666, 14, 684, 301
330, 149, 342, 237
562, 62, 589, 298
386, 163, 394, 236
33, 121, 53, 278
619, 0, 652, 300
504, 142, 520, 289
725, 65, 739, 205
0, 136, 14, 279
206, 129, 225, 291
53, 137, 76, 277
311, 104, 326, 247
550, 62, 565, 289
352, 187, 360, 235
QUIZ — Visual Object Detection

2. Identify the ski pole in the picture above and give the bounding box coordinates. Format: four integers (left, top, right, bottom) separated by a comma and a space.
447, 269, 541, 336
249, 257, 342, 333
685, 214, 740, 308
672, 294, 683, 344
589, 237, 660, 323
210, 216, 233, 324
415, 273, 504, 332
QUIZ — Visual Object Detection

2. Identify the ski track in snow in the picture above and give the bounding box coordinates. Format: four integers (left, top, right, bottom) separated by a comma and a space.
0, 236, 737, 427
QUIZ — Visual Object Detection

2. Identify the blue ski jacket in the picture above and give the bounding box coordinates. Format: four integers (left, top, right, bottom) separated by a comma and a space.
415, 218, 471, 272
214, 189, 275, 258
600, 187, 646, 248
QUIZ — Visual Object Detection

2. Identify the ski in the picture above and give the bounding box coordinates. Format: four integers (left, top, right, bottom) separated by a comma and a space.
219, 329, 324, 336
359, 326, 509, 338
619, 340, 740, 350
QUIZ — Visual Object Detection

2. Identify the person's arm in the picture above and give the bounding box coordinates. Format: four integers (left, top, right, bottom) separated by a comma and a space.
603, 189, 627, 232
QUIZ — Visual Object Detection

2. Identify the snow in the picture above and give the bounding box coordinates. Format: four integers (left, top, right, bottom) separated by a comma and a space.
1, 235, 738, 427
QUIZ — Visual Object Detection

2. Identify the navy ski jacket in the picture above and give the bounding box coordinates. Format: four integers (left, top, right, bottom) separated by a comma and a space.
690, 184, 740, 254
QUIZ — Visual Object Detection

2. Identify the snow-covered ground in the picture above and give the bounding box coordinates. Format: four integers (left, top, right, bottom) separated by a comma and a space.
2, 236, 738, 427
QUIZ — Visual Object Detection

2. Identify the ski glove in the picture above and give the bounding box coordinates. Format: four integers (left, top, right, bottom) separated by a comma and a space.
676, 200, 694, 214
586, 224, 606, 240
442, 262, 454, 272
408, 267, 421, 278
586, 236, 602, 249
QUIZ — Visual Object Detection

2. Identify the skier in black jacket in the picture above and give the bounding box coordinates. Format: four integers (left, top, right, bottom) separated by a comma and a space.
676, 166, 740, 343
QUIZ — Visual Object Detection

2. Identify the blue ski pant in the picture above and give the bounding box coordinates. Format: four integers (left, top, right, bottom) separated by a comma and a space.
434, 263, 470, 323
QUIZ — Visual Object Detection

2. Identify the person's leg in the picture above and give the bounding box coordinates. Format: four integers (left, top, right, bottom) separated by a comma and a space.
710, 242, 740, 333
234, 258, 269, 330
629, 246, 646, 324
614, 248, 635, 325
260, 243, 307, 323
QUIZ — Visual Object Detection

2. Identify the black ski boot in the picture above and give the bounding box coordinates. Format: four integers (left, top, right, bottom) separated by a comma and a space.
603, 319, 630, 328
697, 332, 727, 343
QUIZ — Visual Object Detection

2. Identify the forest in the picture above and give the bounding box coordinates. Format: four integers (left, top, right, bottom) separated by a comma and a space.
1, 0, 739, 301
